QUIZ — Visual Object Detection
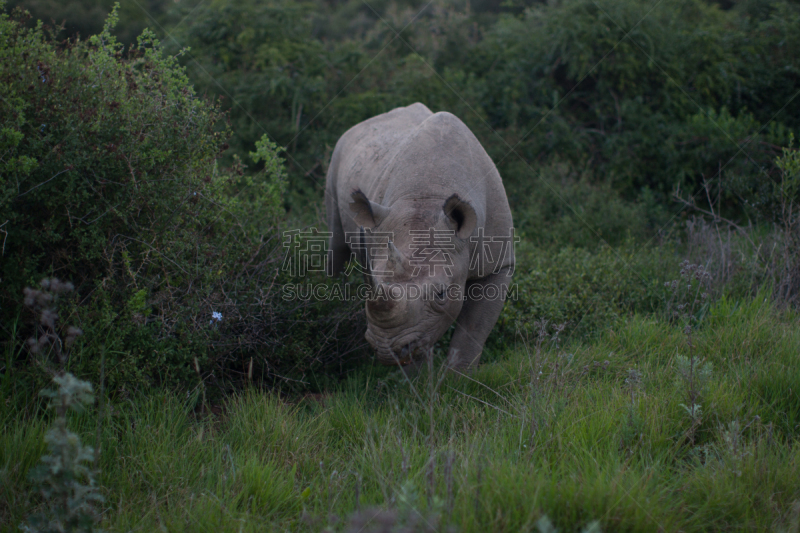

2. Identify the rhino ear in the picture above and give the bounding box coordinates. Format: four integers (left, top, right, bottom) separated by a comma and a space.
349, 189, 391, 229
443, 194, 477, 239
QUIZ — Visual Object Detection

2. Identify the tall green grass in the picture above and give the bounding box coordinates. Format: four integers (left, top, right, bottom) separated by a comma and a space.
3, 294, 800, 532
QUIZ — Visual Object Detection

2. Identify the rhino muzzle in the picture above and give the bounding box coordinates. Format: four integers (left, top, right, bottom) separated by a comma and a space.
365, 327, 424, 366
395, 340, 423, 365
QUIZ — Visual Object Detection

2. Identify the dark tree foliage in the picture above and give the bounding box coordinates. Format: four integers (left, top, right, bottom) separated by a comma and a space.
5, 0, 169, 46
169, 0, 798, 236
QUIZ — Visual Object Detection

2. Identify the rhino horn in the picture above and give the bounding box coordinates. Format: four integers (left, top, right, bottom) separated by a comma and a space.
350, 189, 391, 228
360, 226, 377, 289
386, 240, 406, 277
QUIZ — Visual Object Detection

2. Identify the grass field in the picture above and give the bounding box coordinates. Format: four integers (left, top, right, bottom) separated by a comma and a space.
3, 292, 800, 532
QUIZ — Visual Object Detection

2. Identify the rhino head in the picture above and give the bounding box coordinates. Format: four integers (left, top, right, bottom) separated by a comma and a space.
349, 189, 477, 366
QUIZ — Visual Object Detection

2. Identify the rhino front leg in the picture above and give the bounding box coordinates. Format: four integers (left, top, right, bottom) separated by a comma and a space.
447, 267, 513, 371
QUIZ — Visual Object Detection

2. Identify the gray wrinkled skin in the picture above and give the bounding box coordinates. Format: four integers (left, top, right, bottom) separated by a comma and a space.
325, 103, 514, 371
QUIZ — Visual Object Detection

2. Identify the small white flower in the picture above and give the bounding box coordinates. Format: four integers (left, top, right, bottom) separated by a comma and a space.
210, 311, 222, 324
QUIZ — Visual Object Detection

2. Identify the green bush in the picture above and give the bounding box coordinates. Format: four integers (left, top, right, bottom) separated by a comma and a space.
472, 0, 797, 201
0, 4, 364, 393
494, 242, 675, 347
508, 160, 665, 248
22, 373, 103, 533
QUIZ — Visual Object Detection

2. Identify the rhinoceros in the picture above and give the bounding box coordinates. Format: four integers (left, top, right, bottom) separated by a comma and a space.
325, 103, 514, 371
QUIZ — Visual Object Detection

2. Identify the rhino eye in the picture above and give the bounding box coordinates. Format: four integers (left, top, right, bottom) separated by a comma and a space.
431, 286, 449, 311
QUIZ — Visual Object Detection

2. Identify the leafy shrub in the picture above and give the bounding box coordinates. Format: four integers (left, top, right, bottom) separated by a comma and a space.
495, 242, 675, 346
508, 160, 665, 248
22, 373, 103, 533
472, 0, 797, 203
0, 4, 364, 393
22, 278, 82, 371
0, 4, 232, 297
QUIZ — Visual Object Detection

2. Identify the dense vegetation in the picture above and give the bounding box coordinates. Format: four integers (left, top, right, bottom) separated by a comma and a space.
3, 0, 799, 390
168, 0, 800, 234
2, 0, 800, 530
10, 0, 800, 229
0, 3, 365, 392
